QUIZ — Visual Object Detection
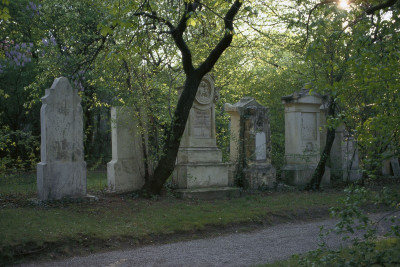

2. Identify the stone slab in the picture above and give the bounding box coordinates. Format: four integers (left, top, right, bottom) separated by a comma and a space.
283, 165, 330, 189
107, 159, 145, 192
244, 163, 276, 189
176, 148, 223, 164
37, 161, 86, 200
173, 163, 229, 189
174, 187, 240, 200
390, 158, 400, 176
37, 77, 86, 201
107, 106, 146, 193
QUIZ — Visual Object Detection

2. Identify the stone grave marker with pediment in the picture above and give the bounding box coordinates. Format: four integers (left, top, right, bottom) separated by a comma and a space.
281, 84, 330, 188
225, 97, 276, 189
37, 77, 87, 200
173, 74, 238, 199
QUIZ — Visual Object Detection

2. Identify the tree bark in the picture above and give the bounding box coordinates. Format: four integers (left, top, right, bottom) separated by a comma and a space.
306, 97, 336, 190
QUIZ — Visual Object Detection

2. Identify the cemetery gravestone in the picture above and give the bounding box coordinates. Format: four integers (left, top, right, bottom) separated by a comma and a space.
382, 157, 400, 177
330, 125, 361, 182
281, 85, 330, 188
173, 74, 238, 199
107, 107, 146, 192
225, 97, 276, 189
37, 77, 86, 201
390, 158, 400, 176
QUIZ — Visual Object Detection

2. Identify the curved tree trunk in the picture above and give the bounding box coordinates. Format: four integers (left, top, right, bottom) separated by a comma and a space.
306, 97, 336, 190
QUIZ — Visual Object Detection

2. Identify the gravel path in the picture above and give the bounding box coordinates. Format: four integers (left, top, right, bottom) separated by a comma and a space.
20, 213, 395, 267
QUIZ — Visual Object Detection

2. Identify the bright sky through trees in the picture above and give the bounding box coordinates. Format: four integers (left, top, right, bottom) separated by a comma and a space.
338, 0, 350, 9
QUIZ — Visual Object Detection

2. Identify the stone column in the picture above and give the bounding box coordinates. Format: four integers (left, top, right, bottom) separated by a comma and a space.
225, 97, 276, 189
107, 107, 146, 192
173, 74, 238, 199
37, 77, 87, 201
281, 85, 330, 188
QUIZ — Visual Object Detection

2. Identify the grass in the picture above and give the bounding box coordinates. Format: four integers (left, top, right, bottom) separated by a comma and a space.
0, 171, 345, 264
0, 172, 398, 265
0, 171, 107, 195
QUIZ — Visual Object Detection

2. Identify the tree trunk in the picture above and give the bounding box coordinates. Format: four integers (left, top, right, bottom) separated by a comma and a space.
306, 97, 336, 190
143, 73, 202, 194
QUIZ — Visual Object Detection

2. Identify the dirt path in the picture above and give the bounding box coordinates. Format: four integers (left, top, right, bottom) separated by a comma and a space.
19, 212, 394, 267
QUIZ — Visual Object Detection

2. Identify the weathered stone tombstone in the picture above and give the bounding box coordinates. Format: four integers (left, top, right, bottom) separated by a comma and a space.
281, 85, 330, 187
382, 157, 400, 177
390, 158, 400, 176
107, 107, 146, 192
330, 125, 361, 182
225, 97, 276, 189
37, 77, 87, 201
173, 74, 238, 199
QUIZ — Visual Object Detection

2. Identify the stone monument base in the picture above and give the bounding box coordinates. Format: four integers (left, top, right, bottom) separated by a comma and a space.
37, 161, 86, 201
107, 158, 145, 193
283, 164, 330, 189
244, 163, 276, 189
173, 162, 230, 188
177, 148, 224, 163
175, 187, 240, 200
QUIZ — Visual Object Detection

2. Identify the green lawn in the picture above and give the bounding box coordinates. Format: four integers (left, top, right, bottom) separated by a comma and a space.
0, 171, 107, 195
0, 171, 345, 264
0, 172, 398, 265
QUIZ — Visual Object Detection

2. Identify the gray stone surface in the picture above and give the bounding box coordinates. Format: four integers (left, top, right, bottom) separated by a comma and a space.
37, 77, 86, 201
390, 158, 400, 176
382, 157, 400, 177
281, 85, 330, 187
330, 125, 361, 182
225, 97, 276, 189
107, 107, 146, 192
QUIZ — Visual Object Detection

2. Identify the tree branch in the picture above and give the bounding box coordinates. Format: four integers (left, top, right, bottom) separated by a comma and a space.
303, 0, 336, 48
198, 0, 243, 75
171, 3, 195, 75
366, 0, 398, 15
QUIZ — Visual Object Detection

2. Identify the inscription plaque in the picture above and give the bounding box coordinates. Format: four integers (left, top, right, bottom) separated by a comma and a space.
301, 112, 317, 140
255, 132, 267, 160
193, 109, 211, 138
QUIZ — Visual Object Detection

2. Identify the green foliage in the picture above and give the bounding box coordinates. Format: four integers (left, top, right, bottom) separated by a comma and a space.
297, 185, 400, 266
0, 127, 39, 173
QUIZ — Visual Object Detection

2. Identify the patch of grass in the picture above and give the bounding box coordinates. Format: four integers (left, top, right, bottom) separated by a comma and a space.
0, 190, 343, 264
0, 171, 107, 196
0, 172, 36, 195
86, 171, 107, 192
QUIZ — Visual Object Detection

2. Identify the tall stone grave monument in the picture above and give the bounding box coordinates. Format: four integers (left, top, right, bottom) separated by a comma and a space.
225, 97, 276, 189
330, 125, 361, 182
107, 107, 146, 192
37, 77, 86, 200
173, 74, 238, 199
281, 85, 329, 187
